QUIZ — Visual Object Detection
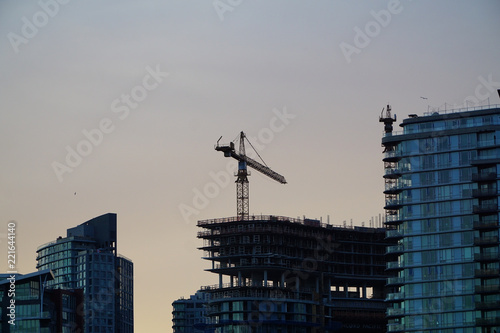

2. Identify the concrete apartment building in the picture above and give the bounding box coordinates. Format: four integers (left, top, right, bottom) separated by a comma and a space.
196, 215, 396, 332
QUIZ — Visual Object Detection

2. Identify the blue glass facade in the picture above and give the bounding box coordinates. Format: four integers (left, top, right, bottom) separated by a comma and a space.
0, 270, 84, 333
381, 106, 500, 332
36, 213, 134, 333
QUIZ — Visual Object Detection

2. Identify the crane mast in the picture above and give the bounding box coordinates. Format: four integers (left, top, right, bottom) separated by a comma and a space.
215, 131, 286, 220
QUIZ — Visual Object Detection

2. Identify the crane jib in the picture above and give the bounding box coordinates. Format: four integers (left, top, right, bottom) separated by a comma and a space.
215, 131, 286, 220
244, 156, 287, 184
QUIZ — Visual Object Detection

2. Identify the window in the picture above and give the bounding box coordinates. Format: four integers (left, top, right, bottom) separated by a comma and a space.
421, 203, 435, 216
421, 187, 435, 201
460, 167, 472, 181
421, 155, 435, 170
438, 201, 451, 215
422, 138, 435, 152
437, 136, 450, 151
438, 170, 451, 183
458, 133, 475, 148
420, 172, 435, 185
437, 153, 451, 168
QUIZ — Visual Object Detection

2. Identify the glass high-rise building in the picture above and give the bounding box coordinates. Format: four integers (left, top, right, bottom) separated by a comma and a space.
380, 105, 500, 332
36, 213, 134, 333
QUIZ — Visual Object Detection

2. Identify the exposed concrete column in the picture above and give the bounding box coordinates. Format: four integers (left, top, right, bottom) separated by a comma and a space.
344, 282, 348, 298
264, 270, 268, 287
219, 274, 223, 288
281, 272, 285, 288
238, 271, 242, 287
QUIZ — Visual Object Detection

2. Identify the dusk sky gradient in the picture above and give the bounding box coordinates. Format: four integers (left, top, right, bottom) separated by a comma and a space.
1, 1, 500, 331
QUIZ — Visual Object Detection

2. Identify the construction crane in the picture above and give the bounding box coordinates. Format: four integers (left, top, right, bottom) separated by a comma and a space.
215, 131, 287, 220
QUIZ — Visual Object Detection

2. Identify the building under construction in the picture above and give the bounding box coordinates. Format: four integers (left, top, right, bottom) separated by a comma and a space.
197, 215, 397, 333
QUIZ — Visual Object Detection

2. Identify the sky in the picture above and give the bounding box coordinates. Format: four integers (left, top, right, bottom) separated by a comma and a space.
1, 0, 500, 331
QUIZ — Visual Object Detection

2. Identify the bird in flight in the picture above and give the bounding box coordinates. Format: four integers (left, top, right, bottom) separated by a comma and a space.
420, 96, 428, 100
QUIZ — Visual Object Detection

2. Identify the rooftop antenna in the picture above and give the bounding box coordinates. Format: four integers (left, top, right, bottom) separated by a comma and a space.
379, 104, 396, 134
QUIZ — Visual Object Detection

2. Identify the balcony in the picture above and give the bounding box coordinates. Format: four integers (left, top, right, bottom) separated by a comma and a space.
386, 307, 404, 318
387, 323, 404, 332
386, 245, 404, 255
384, 199, 403, 210
472, 172, 497, 182
473, 204, 499, 214
384, 169, 402, 179
385, 229, 403, 239
475, 300, 500, 310
383, 151, 402, 162
474, 253, 500, 262
386, 277, 404, 286
475, 284, 500, 294
386, 261, 404, 271
475, 269, 500, 278
384, 186, 404, 195
472, 189, 498, 198
471, 157, 500, 166
18, 311, 51, 321
473, 220, 499, 230
474, 236, 500, 246
476, 317, 500, 326
384, 214, 403, 226
386, 292, 404, 302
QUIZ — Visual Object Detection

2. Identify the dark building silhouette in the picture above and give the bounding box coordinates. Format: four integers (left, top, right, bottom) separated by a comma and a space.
197, 215, 396, 332
0, 270, 83, 332
172, 290, 211, 332
36, 213, 133, 333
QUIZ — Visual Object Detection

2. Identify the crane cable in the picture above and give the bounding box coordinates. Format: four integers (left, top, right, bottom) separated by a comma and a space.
245, 136, 269, 168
